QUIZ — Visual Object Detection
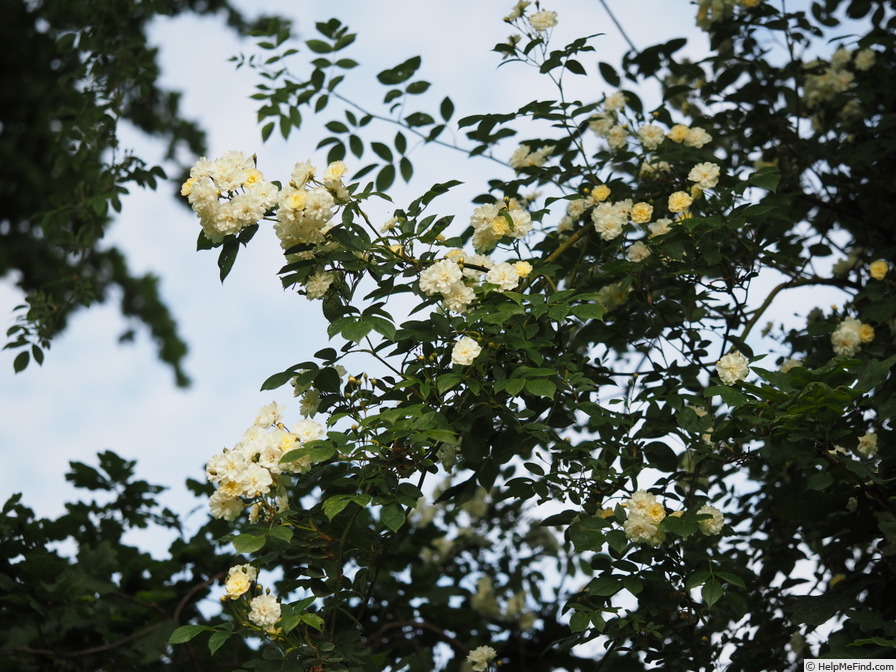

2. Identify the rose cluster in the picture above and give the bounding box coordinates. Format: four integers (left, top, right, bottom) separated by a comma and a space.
181, 150, 279, 243
615, 490, 725, 547
206, 403, 325, 521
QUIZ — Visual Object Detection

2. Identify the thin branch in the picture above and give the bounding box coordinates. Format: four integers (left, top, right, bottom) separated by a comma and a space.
365, 620, 468, 655
329, 90, 508, 168
597, 0, 637, 52
739, 277, 854, 343
174, 571, 225, 622
519, 225, 592, 292
2, 623, 164, 659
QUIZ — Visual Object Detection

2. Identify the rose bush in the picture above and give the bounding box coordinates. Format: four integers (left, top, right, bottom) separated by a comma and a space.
172, 2, 895, 670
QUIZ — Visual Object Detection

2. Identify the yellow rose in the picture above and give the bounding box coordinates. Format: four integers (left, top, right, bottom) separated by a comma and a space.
592, 184, 611, 202
667, 124, 691, 143
859, 324, 875, 343
668, 191, 694, 213
515, 260, 533, 277
870, 260, 889, 280
631, 202, 654, 224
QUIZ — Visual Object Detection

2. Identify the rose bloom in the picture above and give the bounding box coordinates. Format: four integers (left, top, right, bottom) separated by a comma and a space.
567, 198, 588, 219
637, 124, 666, 150
688, 162, 721, 189
324, 160, 347, 182
831, 45, 852, 69
859, 323, 874, 343
589, 113, 615, 137
467, 645, 497, 672
304, 271, 335, 300
856, 431, 878, 458
648, 218, 673, 238
419, 259, 463, 295
627, 241, 651, 262
485, 261, 521, 290
606, 124, 628, 150
604, 91, 627, 112
591, 184, 611, 202
505, 0, 530, 21
685, 126, 713, 148
528, 9, 558, 31
515, 260, 533, 277
630, 202, 654, 224
716, 351, 749, 385
451, 336, 482, 366
870, 260, 889, 280
697, 505, 725, 535
667, 191, 693, 213
831, 317, 863, 355
224, 564, 257, 599
855, 48, 876, 71
248, 593, 281, 630
624, 511, 665, 546
667, 124, 691, 143
442, 282, 476, 313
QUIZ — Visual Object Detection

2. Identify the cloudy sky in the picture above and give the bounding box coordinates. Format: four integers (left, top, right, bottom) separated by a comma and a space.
1, 1, 727, 539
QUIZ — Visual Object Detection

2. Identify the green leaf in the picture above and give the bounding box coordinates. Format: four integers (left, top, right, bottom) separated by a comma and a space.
208, 629, 232, 655
706, 384, 749, 407
371, 141, 393, 162
702, 579, 723, 607
643, 441, 678, 472
569, 611, 590, 633
308, 442, 337, 463
790, 592, 855, 626
854, 354, 896, 393
306, 39, 332, 53
599, 61, 620, 86
341, 319, 373, 343
749, 167, 781, 192
606, 529, 628, 555
588, 575, 622, 597
260, 370, 296, 391
570, 303, 605, 320
661, 514, 699, 538
300, 613, 325, 631
406, 80, 430, 94
405, 112, 434, 127
322, 494, 370, 520
565, 58, 587, 75
394, 131, 407, 154
233, 533, 267, 554
377, 56, 422, 84
323, 495, 352, 520
270, 526, 294, 543
526, 379, 556, 398
13, 351, 28, 373
807, 470, 834, 491
376, 164, 396, 191
217, 240, 239, 282
437, 373, 463, 394
381, 502, 406, 532
168, 625, 209, 645
715, 571, 746, 589
366, 315, 396, 340
440, 96, 455, 120
400, 156, 413, 182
